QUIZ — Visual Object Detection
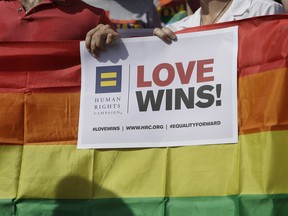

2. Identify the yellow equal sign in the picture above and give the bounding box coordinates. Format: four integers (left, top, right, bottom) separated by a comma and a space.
100, 72, 117, 87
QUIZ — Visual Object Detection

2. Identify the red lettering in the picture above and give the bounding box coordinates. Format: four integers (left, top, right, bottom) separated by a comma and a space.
176, 61, 196, 84
137, 65, 152, 87
197, 59, 214, 83
153, 63, 175, 87
137, 59, 214, 88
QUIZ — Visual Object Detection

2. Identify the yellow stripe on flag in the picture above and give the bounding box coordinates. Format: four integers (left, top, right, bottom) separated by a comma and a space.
240, 130, 288, 195
1, 130, 287, 199
0, 145, 23, 198
100, 80, 117, 87
14, 146, 166, 199
101, 72, 117, 79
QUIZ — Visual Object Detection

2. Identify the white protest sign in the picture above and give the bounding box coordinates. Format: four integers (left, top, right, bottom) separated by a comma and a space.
78, 26, 238, 149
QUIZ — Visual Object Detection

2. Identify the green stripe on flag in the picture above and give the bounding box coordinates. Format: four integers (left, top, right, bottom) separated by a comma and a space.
1, 194, 288, 216
0, 199, 14, 216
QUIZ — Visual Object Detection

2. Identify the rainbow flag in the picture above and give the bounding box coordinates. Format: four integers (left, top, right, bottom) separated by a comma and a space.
1, 15, 288, 216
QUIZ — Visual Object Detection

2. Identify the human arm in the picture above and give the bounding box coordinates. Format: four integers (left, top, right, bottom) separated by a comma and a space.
85, 24, 120, 57
153, 26, 177, 44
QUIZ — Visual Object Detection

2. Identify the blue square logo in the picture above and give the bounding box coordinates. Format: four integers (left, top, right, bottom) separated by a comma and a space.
95, 65, 122, 94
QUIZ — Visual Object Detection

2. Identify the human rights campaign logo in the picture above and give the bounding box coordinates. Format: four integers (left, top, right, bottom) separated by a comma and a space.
95, 65, 122, 94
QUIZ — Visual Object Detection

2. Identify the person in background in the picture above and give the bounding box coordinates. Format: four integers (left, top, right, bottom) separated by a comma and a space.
153, 0, 284, 43
83, 0, 162, 29
0, 0, 119, 57
280, 0, 288, 12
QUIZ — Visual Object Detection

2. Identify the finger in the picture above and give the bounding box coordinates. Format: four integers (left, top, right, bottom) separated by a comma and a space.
85, 24, 119, 57
105, 32, 120, 46
92, 25, 117, 51
85, 24, 107, 55
90, 35, 106, 58
93, 30, 106, 51
85, 25, 105, 54
85, 28, 96, 53
92, 27, 119, 56
162, 27, 177, 41
153, 27, 174, 44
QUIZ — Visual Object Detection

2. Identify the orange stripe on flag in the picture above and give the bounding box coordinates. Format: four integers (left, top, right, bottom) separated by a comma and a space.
239, 68, 288, 135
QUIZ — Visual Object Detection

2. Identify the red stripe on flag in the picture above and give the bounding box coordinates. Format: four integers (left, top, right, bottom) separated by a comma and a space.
0, 41, 81, 93
178, 15, 288, 77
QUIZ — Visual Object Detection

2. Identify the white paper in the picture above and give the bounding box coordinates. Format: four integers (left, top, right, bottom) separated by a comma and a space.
78, 26, 238, 149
